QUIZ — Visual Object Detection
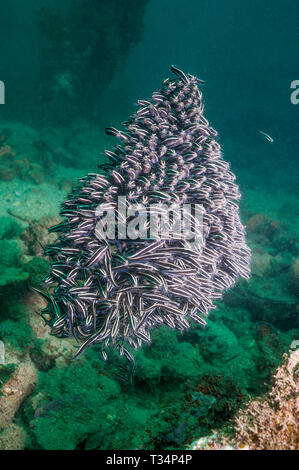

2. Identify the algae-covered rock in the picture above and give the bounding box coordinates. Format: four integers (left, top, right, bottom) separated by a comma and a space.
0, 267, 28, 291
0, 317, 33, 351
0, 355, 38, 431
0, 364, 17, 389
251, 251, 272, 277
22, 216, 60, 257
0, 222, 28, 294
30, 337, 64, 371
0, 423, 26, 450
30, 360, 120, 450
25, 257, 50, 287
134, 351, 162, 384
0, 238, 22, 266
246, 213, 279, 239
0, 217, 22, 240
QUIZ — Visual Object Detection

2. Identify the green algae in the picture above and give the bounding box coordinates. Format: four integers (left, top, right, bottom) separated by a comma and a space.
29, 360, 120, 450
22, 309, 294, 450
0, 223, 29, 294
25, 257, 50, 288
0, 217, 22, 240
0, 318, 33, 351
0, 144, 297, 451
0, 187, 297, 451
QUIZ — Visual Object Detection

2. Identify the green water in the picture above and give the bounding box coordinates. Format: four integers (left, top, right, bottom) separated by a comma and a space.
0, 0, 298, 450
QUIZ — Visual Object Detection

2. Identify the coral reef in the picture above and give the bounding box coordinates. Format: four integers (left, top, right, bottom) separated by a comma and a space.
0, 199, 297, 450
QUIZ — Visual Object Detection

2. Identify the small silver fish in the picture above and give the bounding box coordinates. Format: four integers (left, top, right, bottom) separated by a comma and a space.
258, 130, 274, 143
